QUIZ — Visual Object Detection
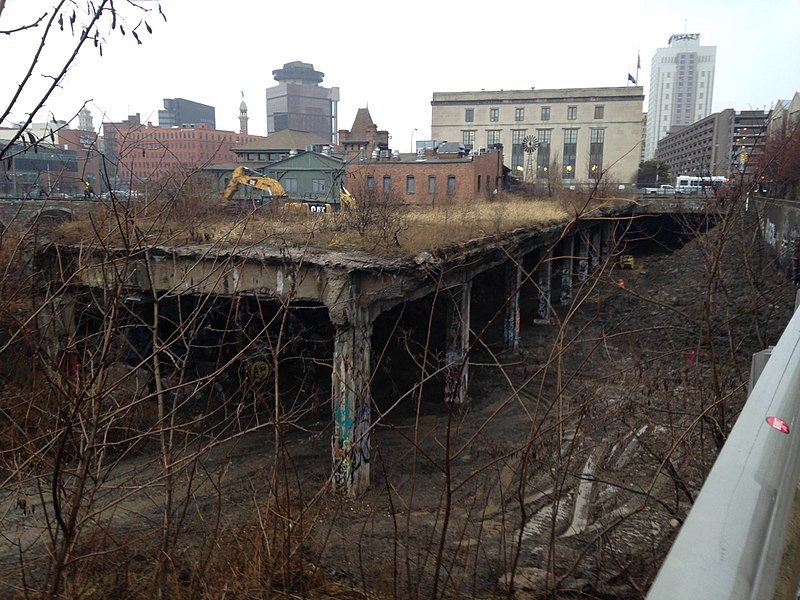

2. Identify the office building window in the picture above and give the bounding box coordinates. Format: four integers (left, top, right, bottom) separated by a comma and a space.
462, 130, 476, 151
367, 175, 375, 190
567, 106, 577, 120
562, 128, 578, 178
428, 175, 436, 194
312, 179, 325, 193
465, 108, 474, 123
487, 130, 501, 147
536, 129, 551, 176
589, 128, 605, 179
383, 175, 391, 192
490, 108, 499, 122
541, 106, 551, 121
515, 107, 525, 121
511, 129, 526, 169
406, 175, 415, 194
284, 178, 298, 193
594, 105, 604, 119
447, 175, 456, 195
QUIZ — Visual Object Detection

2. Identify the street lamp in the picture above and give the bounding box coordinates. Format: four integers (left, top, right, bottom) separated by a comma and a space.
410, 128, 418, 153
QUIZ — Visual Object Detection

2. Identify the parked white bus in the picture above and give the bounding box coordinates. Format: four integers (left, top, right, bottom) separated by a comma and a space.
675, 175, 729, 195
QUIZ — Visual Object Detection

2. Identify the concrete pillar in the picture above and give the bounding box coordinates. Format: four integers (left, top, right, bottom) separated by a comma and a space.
560, 236, 575, 305
331, 305, 372, 496
38, 290, 77, 361
600, 221, 614, 262
445, 282, 471, 404
590, 229, 602, 273
577, 232, 590, 285
503, 260, 522, 352
534, 250, 552, 324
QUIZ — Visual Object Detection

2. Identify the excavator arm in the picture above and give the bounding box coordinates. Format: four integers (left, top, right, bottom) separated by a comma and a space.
223, 166, 286, 201
339, 183, 356, 210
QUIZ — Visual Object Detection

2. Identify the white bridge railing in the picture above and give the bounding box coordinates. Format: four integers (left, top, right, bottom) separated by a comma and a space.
647, 298, 800, 599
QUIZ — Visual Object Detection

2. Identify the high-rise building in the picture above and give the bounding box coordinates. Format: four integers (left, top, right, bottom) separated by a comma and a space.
645, 33, 716, 159
266, 61, 339, 144
158, 98, 216, 129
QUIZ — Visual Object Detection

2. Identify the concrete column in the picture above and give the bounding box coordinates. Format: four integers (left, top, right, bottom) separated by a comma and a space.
534, 250, 552, 324
445, 282, 471, 404
577, 232, 590, 285
590, 229, 602, 273
503, 260, 522, 352
331, 305, 373, 496
560, 236, 575, 305
600, 221, 614, 262
38, 290, 77, 362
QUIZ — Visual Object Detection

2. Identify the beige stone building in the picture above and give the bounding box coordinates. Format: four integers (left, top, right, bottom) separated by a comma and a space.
431, 87, 644, 188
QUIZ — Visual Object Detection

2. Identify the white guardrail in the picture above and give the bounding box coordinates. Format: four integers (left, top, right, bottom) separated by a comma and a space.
647, 297, 800, 599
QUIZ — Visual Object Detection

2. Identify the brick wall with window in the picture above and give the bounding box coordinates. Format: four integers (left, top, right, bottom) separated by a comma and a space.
345, 149, 503, 205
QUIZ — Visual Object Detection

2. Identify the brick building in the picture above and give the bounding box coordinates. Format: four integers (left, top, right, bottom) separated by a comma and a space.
338, 108, 390, 160
345, 144, 504, 206
113, 122, 267, 190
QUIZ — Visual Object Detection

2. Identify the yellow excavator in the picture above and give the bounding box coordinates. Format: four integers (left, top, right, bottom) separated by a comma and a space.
223, 166, 356, 214
222, 166, 286, 202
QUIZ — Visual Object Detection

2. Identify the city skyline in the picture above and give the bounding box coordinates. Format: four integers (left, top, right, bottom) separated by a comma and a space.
2, 0, 798, 150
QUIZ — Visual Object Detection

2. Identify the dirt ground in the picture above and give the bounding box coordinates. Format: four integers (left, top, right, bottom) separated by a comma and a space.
1, 208, 795, 599
296, 208, 796, 599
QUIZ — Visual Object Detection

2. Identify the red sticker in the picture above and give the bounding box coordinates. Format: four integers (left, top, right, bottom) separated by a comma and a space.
767, 417, 790, 434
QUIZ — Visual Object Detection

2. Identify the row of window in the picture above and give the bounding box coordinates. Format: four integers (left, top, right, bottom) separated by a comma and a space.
129, 130, 238, 142
501, 127, 605, 179
365, 174, 458, 195
276, 178, 327, 194
465, 105, 604, 123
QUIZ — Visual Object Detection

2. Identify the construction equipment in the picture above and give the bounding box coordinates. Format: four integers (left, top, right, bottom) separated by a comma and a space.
222, 166, 286, 202
339, 183, 356, 210
618, 254, 635, 269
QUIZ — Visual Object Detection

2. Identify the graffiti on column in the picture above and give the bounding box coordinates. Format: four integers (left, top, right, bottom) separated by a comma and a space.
537, 269, 551, 322
445, 351, 464, 403
333, 442, 350, 490
505, 309, 520, 351
590, 248, 600, 272
352, 406, 371, 476
560, 261, 572, 305
578, 258, 588, 284
333, 400, 352, 490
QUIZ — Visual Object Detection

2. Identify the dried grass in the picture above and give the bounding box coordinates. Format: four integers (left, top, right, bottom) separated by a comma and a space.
46, 192, 630, 257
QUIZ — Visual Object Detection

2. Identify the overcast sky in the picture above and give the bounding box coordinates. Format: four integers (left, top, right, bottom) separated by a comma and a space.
2, 0, 799, 152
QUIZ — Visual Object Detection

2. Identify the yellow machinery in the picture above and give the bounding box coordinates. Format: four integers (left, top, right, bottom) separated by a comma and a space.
223, 166, 356, 214
339, 183, 357, 210
222, 166, 286, 201
618, 254, 635, 269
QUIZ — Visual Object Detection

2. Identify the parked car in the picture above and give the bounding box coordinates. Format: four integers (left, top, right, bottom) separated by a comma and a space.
643, 184, 678, 196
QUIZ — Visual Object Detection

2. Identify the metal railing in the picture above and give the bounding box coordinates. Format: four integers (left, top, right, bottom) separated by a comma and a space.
647, 300, 800, 599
